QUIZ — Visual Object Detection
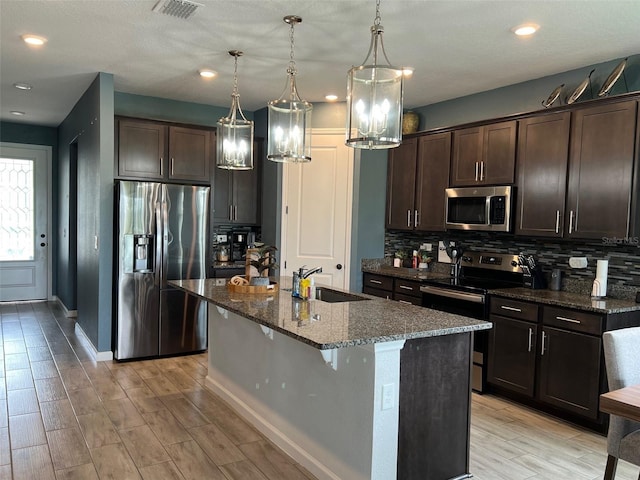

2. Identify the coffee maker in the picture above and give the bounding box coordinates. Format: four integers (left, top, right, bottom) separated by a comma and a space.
230, 230, 256, 261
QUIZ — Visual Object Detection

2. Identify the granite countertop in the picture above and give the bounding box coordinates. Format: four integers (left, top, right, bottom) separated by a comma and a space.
211, 261, 246, 269
170, 277, 491, 350
489, 287, 640, 314
362, 264, 451, 282
362, 260, 640, 314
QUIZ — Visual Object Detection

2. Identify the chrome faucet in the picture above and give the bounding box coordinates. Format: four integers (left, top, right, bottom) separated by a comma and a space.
292, 266, 322, 298
301, 266, 322, 279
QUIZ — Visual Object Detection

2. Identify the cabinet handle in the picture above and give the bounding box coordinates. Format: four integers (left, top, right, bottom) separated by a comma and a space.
500, 305, 522, 312
234, 205, 238, 221
569, 210, 574, 234
527, 327, 533, 352
369, 279, 383, 285
170, 157, 174, 176
407, 210, 412, 228
229, 205, 233, 221
415, 209, 419, 227
480, 161, 485, 181
399, 285, 414, 291
160, 157, 163, 176
555, 210, 560, 234
398, 300, 413, 305
541, 331, 547, 356
475, 162, 479, 182
556, 316, 581, 324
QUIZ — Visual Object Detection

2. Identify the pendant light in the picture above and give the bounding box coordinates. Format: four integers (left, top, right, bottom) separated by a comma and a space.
267, 15, 312, 163
346, 0, 403, 149
217, 50, 254, 170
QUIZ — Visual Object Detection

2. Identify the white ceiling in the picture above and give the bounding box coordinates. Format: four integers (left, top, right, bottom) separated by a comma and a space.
2, 0, 640, 127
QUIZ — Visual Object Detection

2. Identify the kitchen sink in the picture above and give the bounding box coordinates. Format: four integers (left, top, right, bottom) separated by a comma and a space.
315, 287, 369, 303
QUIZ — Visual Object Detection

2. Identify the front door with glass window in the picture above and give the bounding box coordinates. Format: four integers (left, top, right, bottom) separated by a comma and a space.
0, 144, 49, 301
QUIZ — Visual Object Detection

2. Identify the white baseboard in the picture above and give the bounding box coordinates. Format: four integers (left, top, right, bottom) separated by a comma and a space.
204, 375, 339, 480
53, 296, 77, 317
74, 322, 113, 362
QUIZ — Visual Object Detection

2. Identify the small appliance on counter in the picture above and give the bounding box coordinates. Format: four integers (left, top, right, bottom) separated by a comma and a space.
230, 229, 257, 261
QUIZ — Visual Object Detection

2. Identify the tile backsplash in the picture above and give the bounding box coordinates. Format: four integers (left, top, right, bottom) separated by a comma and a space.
385, 230, 640, 299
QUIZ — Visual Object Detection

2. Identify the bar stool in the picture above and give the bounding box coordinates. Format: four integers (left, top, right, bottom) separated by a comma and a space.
602, 327, 640, 480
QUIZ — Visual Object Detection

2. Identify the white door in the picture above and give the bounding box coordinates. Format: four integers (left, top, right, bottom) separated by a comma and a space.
281, 129, 353, 289
0, 143, 50, 301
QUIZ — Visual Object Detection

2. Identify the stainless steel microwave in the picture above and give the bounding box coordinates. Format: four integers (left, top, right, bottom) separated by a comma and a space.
445, 185, 513, 232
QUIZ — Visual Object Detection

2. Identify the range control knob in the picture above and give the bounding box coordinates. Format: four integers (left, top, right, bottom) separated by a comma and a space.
462, 255, 473, 263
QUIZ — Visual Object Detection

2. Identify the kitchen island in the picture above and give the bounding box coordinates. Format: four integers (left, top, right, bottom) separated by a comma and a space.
172, 278, 491, 480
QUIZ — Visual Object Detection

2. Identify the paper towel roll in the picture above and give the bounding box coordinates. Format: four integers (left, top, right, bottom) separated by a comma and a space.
593, 259, 608, 297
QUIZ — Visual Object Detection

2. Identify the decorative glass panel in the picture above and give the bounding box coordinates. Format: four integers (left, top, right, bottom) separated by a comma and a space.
0, 158, 34, 261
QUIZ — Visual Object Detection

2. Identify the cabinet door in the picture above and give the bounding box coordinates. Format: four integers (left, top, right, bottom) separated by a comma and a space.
386, 137, 418, 229
169, 126, 211, 182
487, 314, 537, 396
233, 168, 259, 224
117, 119, 166, 179
213, 168, 232, 224
566, 100, 637, 239
537, 326, 602, 419
451, 127, 483, 186
415, 133, 450, 231
515, 113, 570, 237
483, 120, 517, 184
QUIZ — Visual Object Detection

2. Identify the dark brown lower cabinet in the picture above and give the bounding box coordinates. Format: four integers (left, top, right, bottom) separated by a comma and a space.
537, 326, 602, 419
487, 296, 619, 429
487, 314, 537, 396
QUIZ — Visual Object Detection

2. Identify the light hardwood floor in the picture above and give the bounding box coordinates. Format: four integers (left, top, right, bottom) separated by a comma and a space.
1, 301, 638, 479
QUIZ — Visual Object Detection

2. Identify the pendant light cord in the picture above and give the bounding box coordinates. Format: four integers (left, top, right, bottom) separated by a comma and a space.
374, 0, 381, 27
232, 53, 239, 98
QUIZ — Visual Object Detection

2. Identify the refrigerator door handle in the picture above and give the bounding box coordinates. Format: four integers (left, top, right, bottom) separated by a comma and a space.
155, 200, 164, 288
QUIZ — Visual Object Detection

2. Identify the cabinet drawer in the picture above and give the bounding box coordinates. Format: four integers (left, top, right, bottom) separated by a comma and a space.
542, 306, 603, 336
490, 297, 538, 322
394, 278, 422, 297
394, 293, 422, 306
363, 273, 393, 291
363, 286, 391, 299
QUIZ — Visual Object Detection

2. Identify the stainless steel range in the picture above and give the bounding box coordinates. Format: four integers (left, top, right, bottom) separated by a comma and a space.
420, 251, 524, 392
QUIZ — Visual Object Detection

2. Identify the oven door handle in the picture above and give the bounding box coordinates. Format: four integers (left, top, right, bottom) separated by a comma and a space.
419, 285, 486, 304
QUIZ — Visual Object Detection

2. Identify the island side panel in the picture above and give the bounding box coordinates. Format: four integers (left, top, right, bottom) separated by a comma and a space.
398, 332, 473, 480
205, 304, 405, 480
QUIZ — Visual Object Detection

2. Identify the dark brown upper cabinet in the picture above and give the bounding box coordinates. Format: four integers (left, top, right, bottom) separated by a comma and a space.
515, 112, 571, 237
213, 138, 262, 225
116, 117, 211, 184
450, 120, 517, 186
415, 133, 451, 231
386, 138, 418, 230
565, 99, 638, 239
386, 133, 451, 231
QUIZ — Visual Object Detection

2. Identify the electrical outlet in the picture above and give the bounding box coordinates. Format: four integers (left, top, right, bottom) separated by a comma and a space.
382, 383, 394, 410
216, 234, 227, 243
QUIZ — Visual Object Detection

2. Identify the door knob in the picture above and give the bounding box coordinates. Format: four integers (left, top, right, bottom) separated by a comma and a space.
336, 264, 342, 270
40, 234, 46, 238
40, 243, 46, 247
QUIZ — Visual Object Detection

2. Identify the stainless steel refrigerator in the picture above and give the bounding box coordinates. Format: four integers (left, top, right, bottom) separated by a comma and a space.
114, 180, 210, 360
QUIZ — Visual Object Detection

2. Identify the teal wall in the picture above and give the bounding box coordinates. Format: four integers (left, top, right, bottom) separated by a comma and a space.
58, 72, 114, 352
414, 54, 640, 131
115, 92, 241, 127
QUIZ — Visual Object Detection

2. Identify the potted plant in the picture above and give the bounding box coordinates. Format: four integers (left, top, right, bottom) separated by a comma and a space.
247, 245, 279, 286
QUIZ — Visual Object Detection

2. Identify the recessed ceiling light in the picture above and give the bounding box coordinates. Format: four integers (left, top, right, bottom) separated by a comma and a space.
22, 34, 47, 46
14, 82, 33, 90
512, 23, 540, 36
199, 69, 217, 79
10, 111, 26, 116
325, 94, 338, 101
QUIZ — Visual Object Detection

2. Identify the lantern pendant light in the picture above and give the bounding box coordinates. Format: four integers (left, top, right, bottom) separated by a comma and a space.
346, 0, 403, 149
217, 50, 254, 170
267, 15, 313, 163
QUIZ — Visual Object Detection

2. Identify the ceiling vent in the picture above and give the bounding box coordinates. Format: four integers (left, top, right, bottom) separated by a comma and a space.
152, 0, 202, 19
